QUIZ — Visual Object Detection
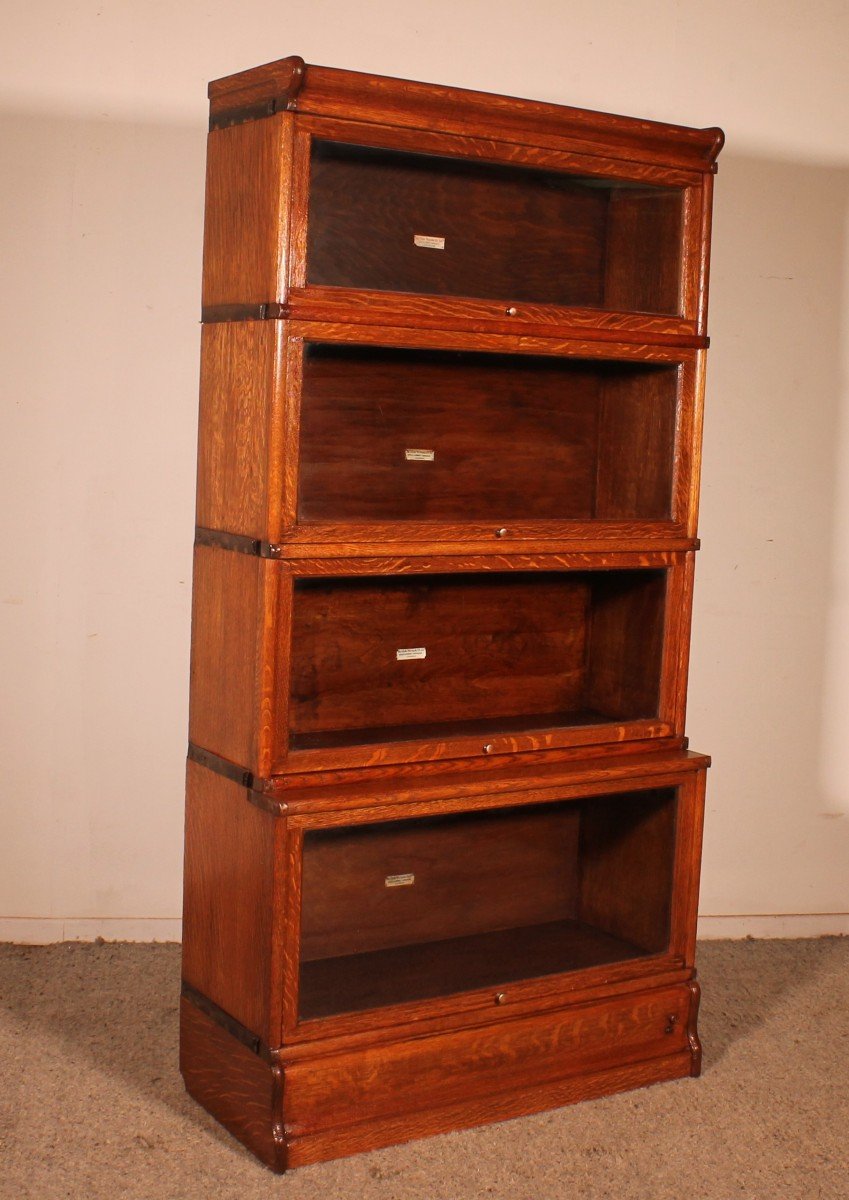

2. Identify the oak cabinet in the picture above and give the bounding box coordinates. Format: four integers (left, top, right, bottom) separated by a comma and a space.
182, 54, 721, 1171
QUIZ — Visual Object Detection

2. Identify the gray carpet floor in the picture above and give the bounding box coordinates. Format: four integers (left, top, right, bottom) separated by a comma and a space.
0, 939, 847, 1199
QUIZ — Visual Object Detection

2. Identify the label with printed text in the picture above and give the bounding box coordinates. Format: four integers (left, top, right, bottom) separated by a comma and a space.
405, 448, 435, 462
413, 234, 445, 249
396, 647, 427, 661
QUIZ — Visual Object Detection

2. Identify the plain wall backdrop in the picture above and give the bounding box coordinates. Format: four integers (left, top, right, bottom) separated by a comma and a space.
1, 0, 848, 941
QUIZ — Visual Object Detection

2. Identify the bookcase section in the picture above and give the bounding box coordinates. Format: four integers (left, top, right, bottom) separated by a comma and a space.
306, 140, 685, 315
183, 55, 720, 1172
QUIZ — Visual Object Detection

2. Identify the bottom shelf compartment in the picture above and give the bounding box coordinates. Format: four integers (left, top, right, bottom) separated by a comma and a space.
298, 786, 677, 1021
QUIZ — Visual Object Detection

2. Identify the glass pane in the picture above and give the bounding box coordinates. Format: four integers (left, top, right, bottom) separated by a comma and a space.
289, 570, 665, 752
307, 141, 684, 315
298, 790, 676, 1018
298, 344, 677, 524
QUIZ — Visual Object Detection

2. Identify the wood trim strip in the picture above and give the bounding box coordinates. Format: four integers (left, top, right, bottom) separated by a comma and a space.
187, 744, 289, 816
202, 303, 288, 323
187, 743, 253, 788
181, 980, 270, 1058
194, 526, 283, 559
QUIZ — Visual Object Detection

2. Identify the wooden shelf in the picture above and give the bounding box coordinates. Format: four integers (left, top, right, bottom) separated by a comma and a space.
299, 918, 652, 1019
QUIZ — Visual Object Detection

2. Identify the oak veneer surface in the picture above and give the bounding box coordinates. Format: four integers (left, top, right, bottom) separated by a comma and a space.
196, 321, 279, 538
297, 345, 677, 524
188, 545, 263, 771
181, 763, 277, 1041
289, 571, 666, 746
579, 788, 676, 954
202, 115, 292, 308
299, 804, 582, 961
287, 983, 694, 1131
306, 141, 683, 313
180, 997, 281, 1171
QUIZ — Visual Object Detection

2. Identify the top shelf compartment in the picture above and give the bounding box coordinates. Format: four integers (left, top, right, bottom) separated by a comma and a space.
203, 66, 719, 341
305, 140, 684, 318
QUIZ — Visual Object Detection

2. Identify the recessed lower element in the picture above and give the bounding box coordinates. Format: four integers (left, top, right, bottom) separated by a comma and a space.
180, 980, 700, 1172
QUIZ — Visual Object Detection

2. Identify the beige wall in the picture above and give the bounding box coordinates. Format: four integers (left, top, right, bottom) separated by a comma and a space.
1, 1, 848, 941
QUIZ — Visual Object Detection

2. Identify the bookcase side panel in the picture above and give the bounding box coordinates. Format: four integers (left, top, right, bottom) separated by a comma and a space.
196, 321, 280, 538
201, 113, 294, 308
189, 544, 263, 771
182, 762, 279, 1040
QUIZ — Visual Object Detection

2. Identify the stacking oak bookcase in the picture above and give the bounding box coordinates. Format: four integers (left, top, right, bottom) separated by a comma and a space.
181, 55, 723, 1171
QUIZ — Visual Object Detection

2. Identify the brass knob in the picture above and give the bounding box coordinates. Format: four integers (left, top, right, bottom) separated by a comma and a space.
495, 992, 507, 1005
505, 306, 517, 316
483, 743, 494, 754
495, 527, 507, 538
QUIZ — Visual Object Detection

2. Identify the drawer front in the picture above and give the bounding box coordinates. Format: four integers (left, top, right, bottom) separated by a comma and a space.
284, 983, 692, 1133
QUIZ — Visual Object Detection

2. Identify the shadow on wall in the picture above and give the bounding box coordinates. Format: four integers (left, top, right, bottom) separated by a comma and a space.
0, 108, 205, 923
691, 151, 849, 918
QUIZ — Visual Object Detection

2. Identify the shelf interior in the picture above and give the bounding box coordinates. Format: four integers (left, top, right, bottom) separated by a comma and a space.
289, 570, 666, 752
297, 344, 678, 525
298, 789, 677, 1019
306, 140, 684, 315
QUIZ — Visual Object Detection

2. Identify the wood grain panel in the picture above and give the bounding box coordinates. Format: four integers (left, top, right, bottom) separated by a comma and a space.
196, 321, 279, 537
299, 804, 581, 961
603, 188, 683, 315
181, 762, 278, 1040
180, 997, 283, 1171
595, 364, 678, 520
579, 787, 676, 952
285, 1050, 693, 1167
298, 345, 601, 523
289, 574, 592, 739
587, 569, 666, 720
202, 114, 293, 307
189, 544, 262, 770
285, 984, 692, 1133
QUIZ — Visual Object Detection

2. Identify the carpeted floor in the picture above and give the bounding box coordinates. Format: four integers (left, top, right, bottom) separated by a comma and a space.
0, 939, 846, 1199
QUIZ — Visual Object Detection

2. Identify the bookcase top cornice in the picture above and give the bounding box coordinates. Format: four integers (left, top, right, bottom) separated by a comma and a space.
208, 55, 724, 172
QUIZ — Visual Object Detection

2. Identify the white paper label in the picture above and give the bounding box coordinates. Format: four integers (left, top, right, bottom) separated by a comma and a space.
396, 647, 426, 661
405, 448, 435, 462
413, 234, 445, 250
385, 873, 415, 888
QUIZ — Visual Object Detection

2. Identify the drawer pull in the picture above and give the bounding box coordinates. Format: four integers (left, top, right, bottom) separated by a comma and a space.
483, 743, 494, 754
505, 306, 518, 316
495, 527, 508, 538
495, 992, 507, 1005
664, 1014, 679, 1034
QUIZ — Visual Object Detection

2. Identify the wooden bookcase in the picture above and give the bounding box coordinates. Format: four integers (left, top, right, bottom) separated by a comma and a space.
181, 55, 722, 1171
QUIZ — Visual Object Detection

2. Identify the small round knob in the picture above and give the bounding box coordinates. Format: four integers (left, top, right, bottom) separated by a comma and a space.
495, 992, 507, 1005
483, 743, 494, 754
505, 306, 518, 316
495, 527, 507, 538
